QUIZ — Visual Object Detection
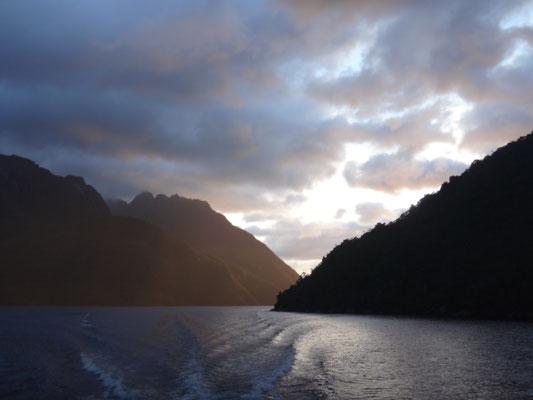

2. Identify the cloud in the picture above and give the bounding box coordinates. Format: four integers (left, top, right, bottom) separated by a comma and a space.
326, 99, 458, 152
249, 218, 363, 261
283, 0, 533, 151
2, 0, 529, 202
461, 102, 533, 152
295, 1, 521, 106
335, 208, 346, 219
355, 202, 397, 226
0, 0, 352, 200
1, 85, 345, 197
0, 1, 284, 104
344, 151, 468, 193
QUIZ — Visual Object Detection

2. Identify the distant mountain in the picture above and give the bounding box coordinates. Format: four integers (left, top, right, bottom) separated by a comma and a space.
0, 155, 109, 237
108, 192, 299, 304
0, 217, 262, 305
0, 155, 297, 305
275, 132, 533, 320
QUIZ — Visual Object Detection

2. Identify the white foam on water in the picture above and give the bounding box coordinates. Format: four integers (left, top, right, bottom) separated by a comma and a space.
242, 347, 296, 400
206, 341, 232, 359
270, 319, 313, 347
271, 327, 288, 345
174, 351, 213, 400
80, 352, 132, 399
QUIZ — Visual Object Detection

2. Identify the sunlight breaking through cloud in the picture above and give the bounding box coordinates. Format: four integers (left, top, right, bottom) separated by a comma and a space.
1, 0, 532, 273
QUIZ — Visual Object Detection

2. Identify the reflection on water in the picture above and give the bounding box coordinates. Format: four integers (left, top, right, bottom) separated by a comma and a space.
0, 307, 532, 399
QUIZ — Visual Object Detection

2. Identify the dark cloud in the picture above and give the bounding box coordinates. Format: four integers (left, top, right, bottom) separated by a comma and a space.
0, 84, 164, 155
344, 151, 468, 193
0, 0, 350, 199
0, 1, 281, 103
298, 1, 519, 106
0, 86, 343, 196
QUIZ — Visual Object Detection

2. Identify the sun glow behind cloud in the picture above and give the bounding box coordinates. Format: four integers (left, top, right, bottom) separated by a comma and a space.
2, 0, 532, 274
221, 18, 527, 274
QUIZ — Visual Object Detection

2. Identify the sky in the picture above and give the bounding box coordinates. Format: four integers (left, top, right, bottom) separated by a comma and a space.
1, 0, 533, 274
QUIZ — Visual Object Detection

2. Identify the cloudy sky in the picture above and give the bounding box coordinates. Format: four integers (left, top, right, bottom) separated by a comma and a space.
2, 0, 533, 273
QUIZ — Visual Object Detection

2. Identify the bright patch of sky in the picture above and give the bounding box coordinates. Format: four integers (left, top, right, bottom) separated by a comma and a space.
279, 42, 369, 91
227, 88, 481, 275
416, 142, 481, 165
277, 155, 429, 226
500, 1, 533, 30
417, 93, 480, 163
224, 212, 249, 229
291, 165, 357, 223
284, 258, 320, 275
312, 42, 368, 81
495, 39, 533, 70
288, 151, 381, 225
438, 93, 473, 141
296, 92, 473, 216
344, 142, 377, 164
225, 212, 277, 233
323, 104, 358, 123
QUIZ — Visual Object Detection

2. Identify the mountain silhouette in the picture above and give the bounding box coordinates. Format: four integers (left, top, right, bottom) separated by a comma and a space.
275, 132, 533, 320
0, 155, 297, 305
108, 192, 299, 304
0, 155, 109, 238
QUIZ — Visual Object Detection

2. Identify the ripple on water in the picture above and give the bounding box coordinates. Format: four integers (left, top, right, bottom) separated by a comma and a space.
0, 308, 532, 399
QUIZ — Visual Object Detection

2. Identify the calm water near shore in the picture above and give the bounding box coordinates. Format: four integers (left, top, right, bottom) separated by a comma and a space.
1, 306, 532, 399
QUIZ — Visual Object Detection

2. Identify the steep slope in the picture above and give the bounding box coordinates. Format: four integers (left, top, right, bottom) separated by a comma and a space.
275, 132, 533, 319
0, 217, 257, 305
0, 155, 109, 237
109, 193, 299, 304
0, 155, 279, 305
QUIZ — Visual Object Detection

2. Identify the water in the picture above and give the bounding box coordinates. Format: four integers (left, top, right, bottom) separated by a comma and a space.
0, 307, 532, 399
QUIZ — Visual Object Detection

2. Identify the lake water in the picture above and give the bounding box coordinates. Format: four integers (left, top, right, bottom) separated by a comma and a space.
0, 307, 532, 399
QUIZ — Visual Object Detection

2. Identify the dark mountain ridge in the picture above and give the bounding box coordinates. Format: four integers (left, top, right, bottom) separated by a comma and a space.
0, 216, 259, 305
0, 155, 297, 305
108, 192, 299, 304
275, 132, 533, 320
0, 155, 109, 237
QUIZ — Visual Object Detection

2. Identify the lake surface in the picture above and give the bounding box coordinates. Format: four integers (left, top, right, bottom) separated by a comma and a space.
1, 307, 532, 399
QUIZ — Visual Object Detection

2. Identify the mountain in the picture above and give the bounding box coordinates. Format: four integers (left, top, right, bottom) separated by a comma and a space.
0, 155, 297, 305
0, 155, 109, 237
0, 217, 262, 305
274, 132, 533, 320
108, 192, 299, 304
